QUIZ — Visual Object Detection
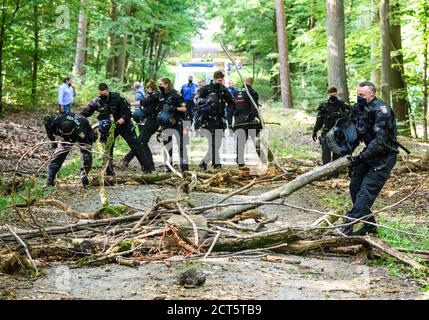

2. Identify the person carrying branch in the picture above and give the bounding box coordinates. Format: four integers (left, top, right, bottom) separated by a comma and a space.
81, 83, 153, 176
44, 112, 98, 187
312, 87, 350, 178
340, 81, 398, 236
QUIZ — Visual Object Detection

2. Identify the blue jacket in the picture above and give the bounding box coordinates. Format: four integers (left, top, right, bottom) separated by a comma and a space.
228, 87, 238, 96
58, 83, 75, 106
181, 82, 198, 101
135, 87, 145, 102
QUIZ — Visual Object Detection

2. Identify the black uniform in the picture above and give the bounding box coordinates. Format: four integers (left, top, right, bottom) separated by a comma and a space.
158, 89, 189, 172
45, 112, 96, 186
123, 91, 160, 169
233, 85, 266, 166
81, 92, 152, 175
194, 81, 235, 168
313, 97, 350, 165
342, 97, 398, 235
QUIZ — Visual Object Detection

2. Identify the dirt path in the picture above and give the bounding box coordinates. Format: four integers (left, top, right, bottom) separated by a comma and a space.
1, 108, 427, 300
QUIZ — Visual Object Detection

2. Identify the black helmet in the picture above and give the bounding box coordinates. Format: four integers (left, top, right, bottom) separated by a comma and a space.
326, 118, 358, 155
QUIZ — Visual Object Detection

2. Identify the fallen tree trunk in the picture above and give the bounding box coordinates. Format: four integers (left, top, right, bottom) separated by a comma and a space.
204, 156, 351, 220
0, 210, 167, 241
212, 230, 425, 270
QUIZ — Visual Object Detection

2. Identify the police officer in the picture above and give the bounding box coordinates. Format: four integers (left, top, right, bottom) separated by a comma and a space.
340, 81, 398, 236
233, 77, 266, 167
226, 80, 238, 127
81, 83, 153, 175
181, 75, 198, 124
313, 87, 350, 166
122, 80, 160, 169
194, 71, 235, 170
157, 77, 189, 172
44, 112, 97, 186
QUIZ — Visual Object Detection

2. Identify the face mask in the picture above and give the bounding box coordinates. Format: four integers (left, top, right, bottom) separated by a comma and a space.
159, 86, 166, 93
329, 96, 338, 103
213, 82, 221, 89
357, 96, 367, 106
100, 95, 108, 102
188, 80, 193, 84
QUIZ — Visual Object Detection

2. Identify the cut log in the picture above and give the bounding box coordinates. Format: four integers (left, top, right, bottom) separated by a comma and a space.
204, 156, 351, 220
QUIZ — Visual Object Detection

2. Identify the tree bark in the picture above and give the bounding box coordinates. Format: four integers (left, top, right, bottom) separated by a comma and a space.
389, 1, 410, 135
73, 0, 88, 78
423, 21, 428, 141
275, 0, 293, 108
106, 0, 118, 78
31, 1, 39, 102
204, 157, 351, 220
326, 0, 349, 103
370, 1, 381, 90
380, 0, 391, 105
0, 12, 6, 114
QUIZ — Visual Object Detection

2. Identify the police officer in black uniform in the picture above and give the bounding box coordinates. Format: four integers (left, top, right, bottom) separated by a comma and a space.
313, 87, 350, 167
44, 112, 98, 186
340, 81, 398, 236
233, 77, 266, 167
157, 77, 189, 172
122, 80, 160, 170
194, 71, 235, 170
81, 83, 153, 175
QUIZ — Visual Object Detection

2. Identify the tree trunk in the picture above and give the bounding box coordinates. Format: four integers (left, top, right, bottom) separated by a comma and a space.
73, 0, 88, 78
275, 0, 293, 108
423, 21, 428, 141
326, 0, 349, 103
106, 0, 118, 78
380, 0, 391, 105
389, 1, 410, 135
204, 157, 351, 220
31, 1, 39, 102
370, 1, 381, 90
0, 10, 6, 114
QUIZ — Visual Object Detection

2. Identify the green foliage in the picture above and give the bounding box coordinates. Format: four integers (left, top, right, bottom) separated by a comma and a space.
377, 216, 429, 251
0, 178, 51, 215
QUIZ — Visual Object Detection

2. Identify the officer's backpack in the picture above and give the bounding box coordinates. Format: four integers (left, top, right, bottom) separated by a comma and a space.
234, 89, 259, 124
325, 118, 358, 155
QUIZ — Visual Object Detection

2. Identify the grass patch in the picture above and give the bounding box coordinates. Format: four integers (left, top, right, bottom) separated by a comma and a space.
0, 178, 52, 215
321, 193, 352, 212
377, 216, 429, 251
370, 216, 429, 293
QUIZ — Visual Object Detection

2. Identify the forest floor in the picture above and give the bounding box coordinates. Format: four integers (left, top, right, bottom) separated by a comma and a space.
0, 106, 428, 300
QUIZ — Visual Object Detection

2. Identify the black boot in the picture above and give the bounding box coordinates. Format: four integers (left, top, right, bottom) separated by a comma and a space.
198, 162, 207, 171
338, 217, 356, 236
80, 171, 89, 186
353, 216, 377, 236
45, 177, 55, 187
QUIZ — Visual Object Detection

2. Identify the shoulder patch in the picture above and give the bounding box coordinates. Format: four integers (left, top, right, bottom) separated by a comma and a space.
380, 105, 389, 114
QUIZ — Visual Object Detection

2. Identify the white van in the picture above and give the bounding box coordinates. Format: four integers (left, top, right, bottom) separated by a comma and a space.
174, 62, 224, 91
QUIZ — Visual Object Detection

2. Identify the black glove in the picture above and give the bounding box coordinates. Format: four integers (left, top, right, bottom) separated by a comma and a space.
347, 154, 362, 167
50, 142, 58, 150
89, 130, 98, 143
312, 132, 318, 142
